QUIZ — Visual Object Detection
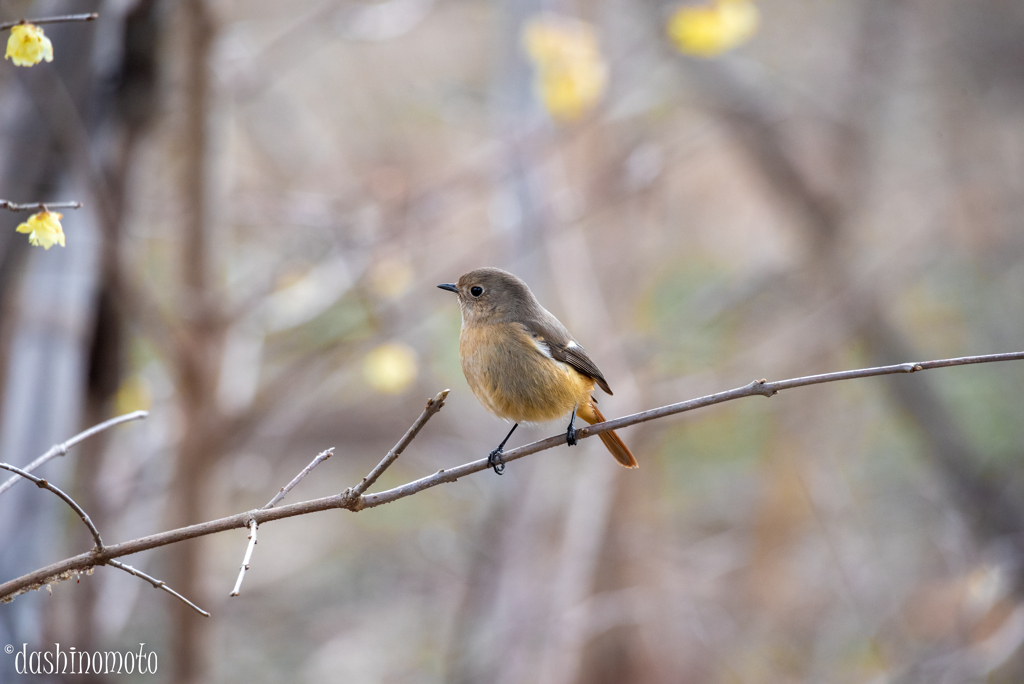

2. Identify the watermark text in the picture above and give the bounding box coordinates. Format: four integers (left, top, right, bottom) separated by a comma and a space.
5, 643, 157, 675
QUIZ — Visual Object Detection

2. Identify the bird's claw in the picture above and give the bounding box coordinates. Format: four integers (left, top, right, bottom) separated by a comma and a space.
566, 425, 578, 447
488, 447, 506, 475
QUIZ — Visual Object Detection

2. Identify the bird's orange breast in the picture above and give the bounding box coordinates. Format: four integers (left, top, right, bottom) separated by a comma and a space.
460, 322, 593, 424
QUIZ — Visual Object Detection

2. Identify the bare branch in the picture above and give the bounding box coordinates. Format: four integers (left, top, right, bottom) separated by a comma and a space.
264, 447, 334, 509
0, 13, 98, 31
0, 462, 207, 616
231, 391, 446, 596
229, 521, 258, 597
0, 464, 103, 549
354, 389, 449, 496
106, 560, 210, 617
579, 351, 1024, 440
0, 410, 148, 497
3, 351, 1023, 604
0, 200, 83, 213
230, 447, 334, 596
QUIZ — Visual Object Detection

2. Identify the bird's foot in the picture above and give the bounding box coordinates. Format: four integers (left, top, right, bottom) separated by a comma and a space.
566, 424, 578, 447
488, 447, 506, 475
566, 405, 579, 446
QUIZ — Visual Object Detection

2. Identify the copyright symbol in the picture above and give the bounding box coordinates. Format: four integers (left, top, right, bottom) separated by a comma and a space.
4, 644, 12, 654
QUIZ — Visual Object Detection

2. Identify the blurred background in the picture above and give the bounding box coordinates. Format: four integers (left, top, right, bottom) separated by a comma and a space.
0, 0, 1023, 682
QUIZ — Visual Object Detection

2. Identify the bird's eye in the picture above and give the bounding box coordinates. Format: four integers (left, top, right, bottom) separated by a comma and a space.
470, 286, 483, 297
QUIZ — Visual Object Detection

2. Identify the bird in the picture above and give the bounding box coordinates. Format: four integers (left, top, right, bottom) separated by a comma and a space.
438, 267, 637, 474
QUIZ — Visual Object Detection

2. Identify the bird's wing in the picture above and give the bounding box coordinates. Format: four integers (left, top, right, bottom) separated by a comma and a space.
519, 317, 614, 395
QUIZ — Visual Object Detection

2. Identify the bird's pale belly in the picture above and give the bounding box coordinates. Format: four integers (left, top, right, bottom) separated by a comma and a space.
460, 324, 593, 424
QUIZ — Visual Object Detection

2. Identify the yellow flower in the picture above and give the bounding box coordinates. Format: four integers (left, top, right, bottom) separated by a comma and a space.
5, 23, 54, 67
16, 210, 65, 249
522, 13, 608, 122
667, 0, 759, 58
363, 343, 418, 394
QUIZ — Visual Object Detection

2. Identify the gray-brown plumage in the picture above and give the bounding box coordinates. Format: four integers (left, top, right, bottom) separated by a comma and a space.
438, 267, 637, 468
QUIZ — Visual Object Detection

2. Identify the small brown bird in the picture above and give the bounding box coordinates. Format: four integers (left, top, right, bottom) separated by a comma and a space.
438, 267, 637, 474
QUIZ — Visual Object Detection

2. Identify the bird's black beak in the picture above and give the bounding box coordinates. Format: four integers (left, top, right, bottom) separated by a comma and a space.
437, 283, 459, 294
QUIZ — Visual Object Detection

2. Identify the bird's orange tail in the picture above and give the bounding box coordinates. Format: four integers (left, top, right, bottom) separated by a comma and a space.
579, 402, 638, 468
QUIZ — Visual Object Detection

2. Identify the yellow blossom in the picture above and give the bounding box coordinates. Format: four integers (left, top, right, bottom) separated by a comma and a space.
522, 13, 608, 122
363, 343, 418, 394
16, 210, 65, 249
667, 0, 759, 58
5, 23, 54, 67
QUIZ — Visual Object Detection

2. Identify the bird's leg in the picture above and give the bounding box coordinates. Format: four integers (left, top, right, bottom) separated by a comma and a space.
566, 405, 578, 447
488, 423, 518, 475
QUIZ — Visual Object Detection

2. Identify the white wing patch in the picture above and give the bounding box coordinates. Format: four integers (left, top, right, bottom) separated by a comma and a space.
531, 336, 553, 359
566, 340, 579, 349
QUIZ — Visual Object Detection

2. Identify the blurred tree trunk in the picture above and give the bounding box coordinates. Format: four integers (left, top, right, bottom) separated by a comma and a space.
69, 0, 164, 657
166, 1, 224, 682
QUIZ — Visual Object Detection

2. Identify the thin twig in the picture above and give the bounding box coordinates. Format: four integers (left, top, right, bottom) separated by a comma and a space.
230, 447, 334, 596
233, 391, 446, 595
106, 560, 209, 617
229, 521, 258, 597
264, 447, 334, 509
3, 350, 1024, 603
0, 463, 103, 549
0, 410, 148, 497
0, 13, 98, 31
230, 388, 446, 597
0, 200, 83, 212
354, 389, 449, 496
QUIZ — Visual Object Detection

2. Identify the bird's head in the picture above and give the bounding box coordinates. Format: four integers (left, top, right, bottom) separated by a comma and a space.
437, 267, 537, 325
